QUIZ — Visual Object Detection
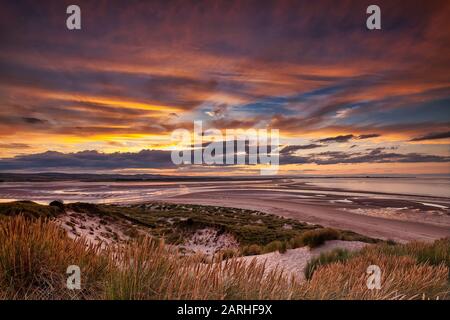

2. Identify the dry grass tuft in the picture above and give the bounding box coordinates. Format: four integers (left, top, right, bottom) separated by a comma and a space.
304, 248, 355, 280
0, 216, 107, 299
298, 228, 341, 248
298, 248, 449, 300
368, 239, 450, 276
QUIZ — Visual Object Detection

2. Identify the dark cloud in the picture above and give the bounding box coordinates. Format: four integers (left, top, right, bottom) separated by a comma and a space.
315, 133, 380, 144
280, 144, 323, 154
410, 131, 450, 141
21, 117, 47, 124
365, 148, 385, 155
317, 134, 354, 143
281, 150, 450, 165
1, 146, 448, 172
0, 144, 278, 171
0, 150, 175, 171
357, 134, 380, 139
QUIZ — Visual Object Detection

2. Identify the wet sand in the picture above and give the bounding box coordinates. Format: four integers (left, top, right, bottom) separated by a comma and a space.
156, 188, 450, 243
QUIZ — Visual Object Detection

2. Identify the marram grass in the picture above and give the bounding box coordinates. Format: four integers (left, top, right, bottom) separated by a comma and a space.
0, 216, 448, 300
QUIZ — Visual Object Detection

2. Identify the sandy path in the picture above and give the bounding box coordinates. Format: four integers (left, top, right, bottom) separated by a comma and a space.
235, 240, 368, 281
158, 192, 450, 243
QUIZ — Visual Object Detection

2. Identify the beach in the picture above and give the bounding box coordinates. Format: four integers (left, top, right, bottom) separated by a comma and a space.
0, 177, 448, 243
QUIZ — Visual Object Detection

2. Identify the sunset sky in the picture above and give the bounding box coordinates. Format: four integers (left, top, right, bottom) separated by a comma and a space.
0, 0, 449, 175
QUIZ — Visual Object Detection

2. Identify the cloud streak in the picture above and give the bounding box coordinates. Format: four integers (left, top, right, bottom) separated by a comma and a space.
410, 131, 450, 141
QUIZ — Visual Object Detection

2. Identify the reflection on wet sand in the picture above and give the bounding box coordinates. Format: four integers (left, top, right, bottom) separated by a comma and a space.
0, 178, 449, 242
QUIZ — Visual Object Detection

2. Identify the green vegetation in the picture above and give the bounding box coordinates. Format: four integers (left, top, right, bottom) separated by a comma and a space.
305, 248, 355, 280
241, 244, 263, 256
0, 201, 62, 219
297, 228, 341, 248
95, 202, 322, 246
0, 201, 378, 256
217, 248, 240, 260
263, 240, 287, 254
362, 239, 450, 278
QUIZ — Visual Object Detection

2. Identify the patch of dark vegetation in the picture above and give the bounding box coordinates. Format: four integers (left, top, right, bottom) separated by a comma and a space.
49, 200, 65, 211
0, 201, 60, 219
241, 244, 263, 256
66, 202, 104, 215
263, 240, 287, 254
305, 248, 355, 280
218, 248, 240, 259
66, 202, 158, 229
288, 228, 373, 251
298, 228, 341, 248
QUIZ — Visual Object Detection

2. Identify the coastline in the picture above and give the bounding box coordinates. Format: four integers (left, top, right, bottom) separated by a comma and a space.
0, 177, 449, 243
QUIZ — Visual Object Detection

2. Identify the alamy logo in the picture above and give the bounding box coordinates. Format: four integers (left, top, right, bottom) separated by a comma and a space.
171, 121, 280, 175
66, 5, 81, 30
366, 265, 382, 290
66, 265, 81, 290
64, 5, 379, 31
366, 5, 381, 30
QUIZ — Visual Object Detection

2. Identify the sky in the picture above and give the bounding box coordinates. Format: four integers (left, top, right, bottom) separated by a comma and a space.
0, 0, 449, 175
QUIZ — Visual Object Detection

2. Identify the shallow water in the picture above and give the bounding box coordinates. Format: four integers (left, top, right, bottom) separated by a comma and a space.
0, 177, 448, 205
304, 177, 450, 198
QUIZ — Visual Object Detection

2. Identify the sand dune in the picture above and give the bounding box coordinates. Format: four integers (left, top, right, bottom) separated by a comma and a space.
159, 192, 450, 243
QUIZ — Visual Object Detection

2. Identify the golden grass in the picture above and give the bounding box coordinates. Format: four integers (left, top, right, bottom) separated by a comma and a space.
0, 216, 448, 300
369, 239, 450, 272
0, 216, 107, 299
104, 237, 295, 300
298, 248, 449, 300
